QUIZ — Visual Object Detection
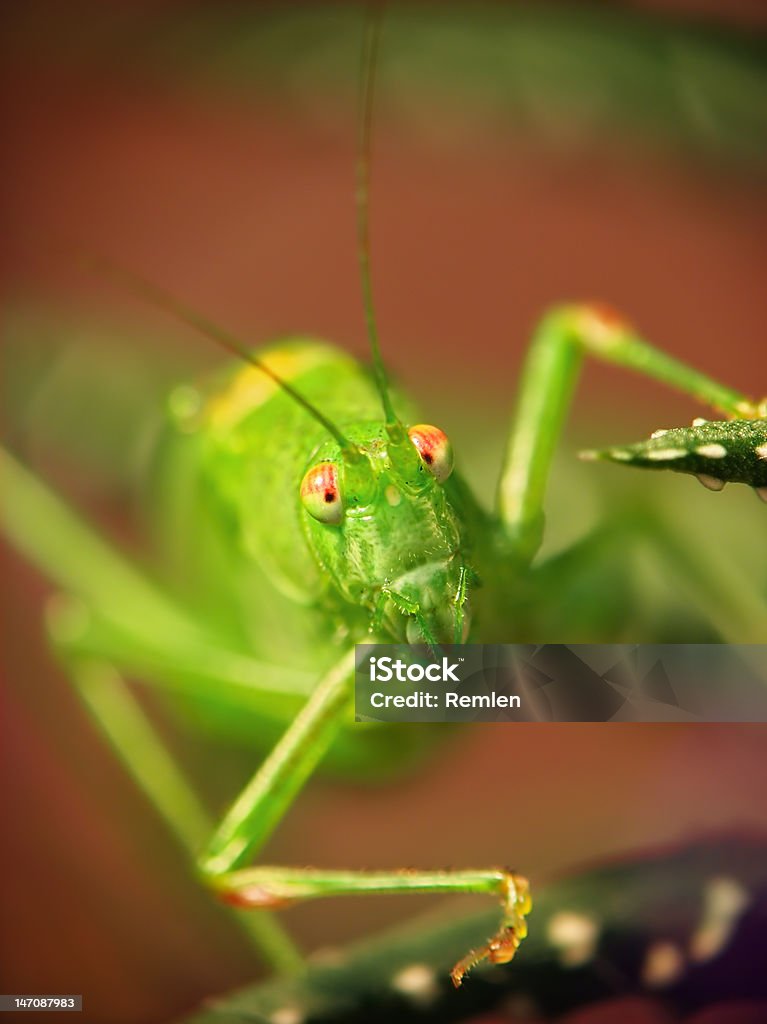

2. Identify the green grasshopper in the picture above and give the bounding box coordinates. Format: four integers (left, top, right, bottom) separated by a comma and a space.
2, 10, 767, 994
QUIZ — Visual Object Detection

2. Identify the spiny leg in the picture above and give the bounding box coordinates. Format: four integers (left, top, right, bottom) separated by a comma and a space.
497, 304, 766, 563
214, 865, 531, 988
197, 646, 530, 986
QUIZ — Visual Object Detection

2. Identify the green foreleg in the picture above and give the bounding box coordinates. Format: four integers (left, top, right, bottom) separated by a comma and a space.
497, 304, 765, 563
198, 648, 356, 878
196, 647, 530, 986
212, 866, 531, 988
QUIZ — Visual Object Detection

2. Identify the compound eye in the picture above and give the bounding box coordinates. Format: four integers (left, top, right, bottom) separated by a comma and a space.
408, 424, 454, 483
300, 462, 344, 525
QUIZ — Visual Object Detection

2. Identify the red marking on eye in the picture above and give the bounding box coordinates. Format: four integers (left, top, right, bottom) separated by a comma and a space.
409, 425, 446, 456
407, 424, 454, 483
301, 463, 337, 498
300, 462, 344, 523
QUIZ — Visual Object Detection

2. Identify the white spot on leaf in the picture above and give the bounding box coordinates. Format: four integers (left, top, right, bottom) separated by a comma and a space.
391, 963, 439, 1004
642, 941, 686, 988
689, 876, 750, 963
756, 444, 767, 461
695, 444, 727, 459
547, 911, 599, 966
647, 448, 687, 461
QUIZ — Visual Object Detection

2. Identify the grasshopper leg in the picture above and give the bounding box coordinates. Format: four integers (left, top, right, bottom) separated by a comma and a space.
213, 863, 531, 988
498, 303, 766, 564
196, 651, 531, 985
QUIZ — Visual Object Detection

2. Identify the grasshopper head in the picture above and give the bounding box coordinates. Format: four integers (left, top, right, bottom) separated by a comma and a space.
300, 421, 472, 644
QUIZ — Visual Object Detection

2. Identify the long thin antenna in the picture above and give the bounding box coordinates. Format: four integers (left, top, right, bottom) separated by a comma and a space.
83, 257, 360, 458
356, 3, 401, 434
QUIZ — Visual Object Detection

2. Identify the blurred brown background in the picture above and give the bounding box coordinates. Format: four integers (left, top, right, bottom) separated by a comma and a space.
2, 3, 767, 1022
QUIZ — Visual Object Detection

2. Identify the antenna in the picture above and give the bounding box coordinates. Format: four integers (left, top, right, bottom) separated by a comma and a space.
356, 3, 402, 436
82, 257, 360, 459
